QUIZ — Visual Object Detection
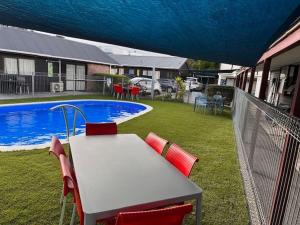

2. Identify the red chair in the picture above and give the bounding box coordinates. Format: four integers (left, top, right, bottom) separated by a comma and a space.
113, 84, 124, 99
114, 204, 193, 225
86, 122, 118, 135
49, 136, 66, 159
49, 136, 67, 210
58, 154, 75, 225
59, 155, 115, 225
145, 132, 169, 155
130, 86, 140, 100
165, 144, 199, 177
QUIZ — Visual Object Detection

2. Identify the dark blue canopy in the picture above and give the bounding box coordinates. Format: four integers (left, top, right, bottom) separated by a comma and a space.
0, 0, 299, 66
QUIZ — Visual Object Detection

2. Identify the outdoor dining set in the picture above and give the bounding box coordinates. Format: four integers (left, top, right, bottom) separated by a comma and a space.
49, 123, 202, 225
113, 84, 140, 100
194, 92, 225, 114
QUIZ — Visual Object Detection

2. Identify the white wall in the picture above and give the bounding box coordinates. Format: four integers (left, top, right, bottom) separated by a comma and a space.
219, 63, 241, 70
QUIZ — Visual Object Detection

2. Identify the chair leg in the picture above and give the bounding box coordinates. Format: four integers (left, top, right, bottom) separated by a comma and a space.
60, 186, 64, 206
59, 196, 67, 225
70, 203, 76, 225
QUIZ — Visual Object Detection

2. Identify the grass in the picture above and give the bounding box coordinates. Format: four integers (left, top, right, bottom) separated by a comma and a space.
0, 95, 249, 225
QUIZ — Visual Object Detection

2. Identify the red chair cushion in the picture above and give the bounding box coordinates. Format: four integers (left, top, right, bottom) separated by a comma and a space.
49, 136, 66, 159
145, 132, 169, 155
86, 122, 118, 136
165, 144, 199, 177
115, 204, 193, 225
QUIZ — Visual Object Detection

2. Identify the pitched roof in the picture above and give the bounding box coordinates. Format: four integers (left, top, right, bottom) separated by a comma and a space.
0, 26, 118, 65
109, 54, 186, 70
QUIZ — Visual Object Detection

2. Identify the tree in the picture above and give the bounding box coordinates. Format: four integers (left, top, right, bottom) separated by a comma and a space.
186, 59, 219, 70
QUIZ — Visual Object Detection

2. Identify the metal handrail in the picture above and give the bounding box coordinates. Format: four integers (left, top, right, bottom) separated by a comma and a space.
50, 104, 87, 141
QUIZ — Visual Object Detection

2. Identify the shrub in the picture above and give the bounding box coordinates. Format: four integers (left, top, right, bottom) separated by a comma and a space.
175, 76, 186, 102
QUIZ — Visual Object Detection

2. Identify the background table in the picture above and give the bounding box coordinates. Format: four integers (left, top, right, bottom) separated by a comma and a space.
70, 134, 202, 225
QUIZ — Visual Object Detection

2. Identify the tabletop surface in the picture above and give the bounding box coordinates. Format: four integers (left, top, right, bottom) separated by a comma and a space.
70, 134, 202, 215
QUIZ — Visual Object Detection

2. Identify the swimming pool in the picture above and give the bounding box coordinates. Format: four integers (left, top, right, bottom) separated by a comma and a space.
0, 100, 151, 150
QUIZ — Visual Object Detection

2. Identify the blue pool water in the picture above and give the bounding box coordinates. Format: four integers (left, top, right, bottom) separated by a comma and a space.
0, 100, 148, 147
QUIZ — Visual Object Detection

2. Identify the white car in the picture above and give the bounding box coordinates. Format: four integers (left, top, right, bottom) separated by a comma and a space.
129, 77, 162, 95
185, 77, 202, 91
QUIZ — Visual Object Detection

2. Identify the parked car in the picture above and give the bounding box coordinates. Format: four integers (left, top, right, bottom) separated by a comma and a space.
158, 79, 177, 93
129, 77, 162, 95
184, 77, 203, 91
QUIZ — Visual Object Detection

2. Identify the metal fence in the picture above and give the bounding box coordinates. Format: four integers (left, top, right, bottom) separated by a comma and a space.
0, 72, 121, 96
232, 88, 300, 225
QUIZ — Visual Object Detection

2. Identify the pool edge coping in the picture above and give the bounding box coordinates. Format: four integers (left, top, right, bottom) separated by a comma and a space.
0, 99, 153, 152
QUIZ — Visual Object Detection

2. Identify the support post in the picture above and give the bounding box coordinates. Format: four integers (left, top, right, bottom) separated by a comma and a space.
31, 73, 35, 96
290, 66, 300, 117
235, 75, 240, 87
242, 70, 248, 90
239, 74, 243, 88
151, 67, 155, 100
259, 58, 271, 100
58, 60, 62, 83
248, 67, 256, 94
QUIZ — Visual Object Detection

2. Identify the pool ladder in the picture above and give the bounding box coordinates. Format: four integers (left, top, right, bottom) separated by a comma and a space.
50, 104, 87, 142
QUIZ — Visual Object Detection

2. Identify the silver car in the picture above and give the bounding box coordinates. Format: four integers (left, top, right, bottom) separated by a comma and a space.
130, 77, 162, 95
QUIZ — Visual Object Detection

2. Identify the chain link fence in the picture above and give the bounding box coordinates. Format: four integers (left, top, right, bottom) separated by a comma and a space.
232, 88, 300, 225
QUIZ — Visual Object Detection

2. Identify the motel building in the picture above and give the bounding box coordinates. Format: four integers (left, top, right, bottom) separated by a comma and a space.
235, 21, 300, 117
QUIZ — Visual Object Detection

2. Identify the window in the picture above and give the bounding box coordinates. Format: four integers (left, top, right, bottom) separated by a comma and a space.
4, 58, 18, 74
118, 68, 124, 75
129, 68, 135, 75
48, 62, 53, 77
111, 68, 118, 74
142, 70, 148, 76
18, 59, 35, 75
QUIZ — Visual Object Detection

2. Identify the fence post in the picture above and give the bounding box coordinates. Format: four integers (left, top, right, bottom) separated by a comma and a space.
31, 73, 35, 97
73, 73, 76, 96
103, 76, 106, 95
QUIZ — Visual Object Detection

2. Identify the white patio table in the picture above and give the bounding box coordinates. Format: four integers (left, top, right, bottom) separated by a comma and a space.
69, 134, 202, 225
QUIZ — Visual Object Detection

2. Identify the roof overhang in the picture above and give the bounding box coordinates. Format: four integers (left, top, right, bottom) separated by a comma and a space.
0, 48, 119, 66
258, 25, 300, 64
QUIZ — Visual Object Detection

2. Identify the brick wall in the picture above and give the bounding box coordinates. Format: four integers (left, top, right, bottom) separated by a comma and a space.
87, 63, 110, 75
87, 63, 110, 92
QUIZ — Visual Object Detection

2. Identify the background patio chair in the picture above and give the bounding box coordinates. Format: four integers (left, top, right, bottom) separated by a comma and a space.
145, 132, 169, 155
213, 93, 224, 114
85, 122, 118, 135
165, 144, 199, 177
194, 95, 209, 112
113, 84, 124, 99
130, 86, 140, 101
114, 204, 193, 225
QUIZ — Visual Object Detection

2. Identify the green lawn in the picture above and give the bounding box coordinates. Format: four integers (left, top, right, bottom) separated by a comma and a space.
0, 95, 249, 225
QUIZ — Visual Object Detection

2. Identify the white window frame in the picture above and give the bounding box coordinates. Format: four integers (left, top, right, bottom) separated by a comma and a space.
18, 58, 35, 76
4, 57, 18, 74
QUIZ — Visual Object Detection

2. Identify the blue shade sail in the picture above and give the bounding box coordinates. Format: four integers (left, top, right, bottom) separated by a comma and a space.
0, 0, 299, 66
